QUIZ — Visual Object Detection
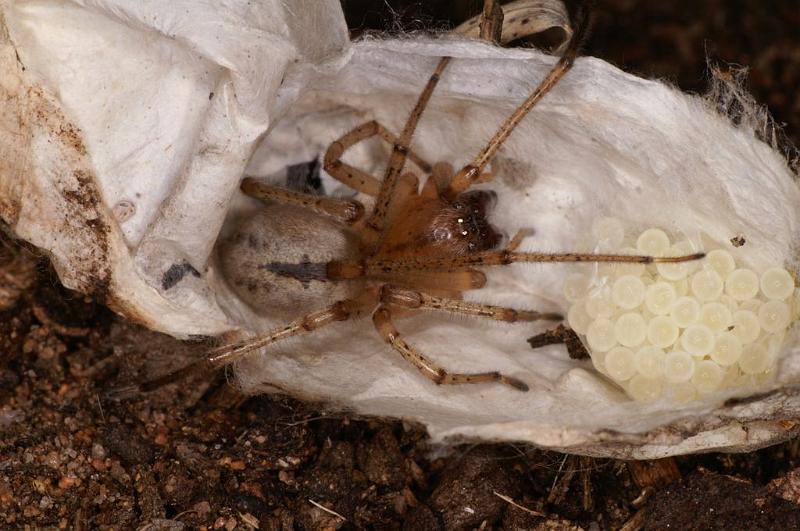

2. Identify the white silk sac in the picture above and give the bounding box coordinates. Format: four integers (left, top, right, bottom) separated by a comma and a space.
2, 2, 800, 459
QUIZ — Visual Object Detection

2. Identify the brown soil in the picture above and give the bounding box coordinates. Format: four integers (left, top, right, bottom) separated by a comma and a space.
3, 1, 800, 529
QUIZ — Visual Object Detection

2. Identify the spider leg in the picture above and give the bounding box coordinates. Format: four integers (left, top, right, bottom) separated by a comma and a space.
479, 0, 504, 43
364, 57, 452, 235
240, 177, 364, 224
372, 305, 529, 391
323, 119, 432, 196
445, 2, 591, 199
361, 249, 705, 276
373, 122, 433, 172
382, 171, 420, 228
329, 248, 704, 282
127, 298, 366, 393
380, 285, 561, 322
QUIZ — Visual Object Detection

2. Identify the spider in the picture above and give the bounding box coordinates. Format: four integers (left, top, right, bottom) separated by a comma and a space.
140, 0, 703, 394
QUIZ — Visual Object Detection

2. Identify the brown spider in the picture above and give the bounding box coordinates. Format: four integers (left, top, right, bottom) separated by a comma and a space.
141, 1, 703, 394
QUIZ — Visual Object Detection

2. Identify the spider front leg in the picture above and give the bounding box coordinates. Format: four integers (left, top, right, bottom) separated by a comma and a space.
445, 3, 592, 199
372, 305, 529, 392
364, 57, 451, 235
362, 248, 705, 275
323, 119, 433, 197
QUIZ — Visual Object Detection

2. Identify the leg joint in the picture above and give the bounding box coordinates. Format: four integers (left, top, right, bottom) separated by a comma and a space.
372, 307, 398, 343
500, 308, 518, 322
380, 285, 422, 308
324, 142, 344, 165
330, 301, 353, 321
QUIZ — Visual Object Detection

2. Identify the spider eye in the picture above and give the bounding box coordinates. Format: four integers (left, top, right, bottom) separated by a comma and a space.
467, 242, 477, 251
453, 202, 463, 209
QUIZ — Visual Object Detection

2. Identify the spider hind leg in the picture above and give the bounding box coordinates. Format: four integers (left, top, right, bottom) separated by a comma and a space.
380, 285, 561, 323
479, 0, 504, 43
117, 298, 368, 395
372, 305, 529, 392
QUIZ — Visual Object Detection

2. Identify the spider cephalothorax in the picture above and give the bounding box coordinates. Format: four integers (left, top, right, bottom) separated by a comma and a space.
377, 187, 503, 259
432, 190, 502, 253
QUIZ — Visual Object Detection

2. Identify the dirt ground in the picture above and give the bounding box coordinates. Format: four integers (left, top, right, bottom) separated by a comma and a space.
3, 1, 800, 529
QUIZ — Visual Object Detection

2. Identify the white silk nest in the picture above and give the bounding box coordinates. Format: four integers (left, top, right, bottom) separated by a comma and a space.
1, 0, 799, 458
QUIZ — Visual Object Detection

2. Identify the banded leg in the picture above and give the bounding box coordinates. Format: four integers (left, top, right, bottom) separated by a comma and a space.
479, 0, 504, 43
372, 305, 529, 391
364, 57, 452, 235
323, 120, 433, 196
357, 249, 706, 277
380, 285, 561, 322
131, 299, 364, 393
241, 178, 364, 224
446, 3, 591, 198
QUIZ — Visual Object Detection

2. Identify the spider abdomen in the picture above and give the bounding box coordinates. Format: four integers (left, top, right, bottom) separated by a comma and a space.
218, 204, 362, 318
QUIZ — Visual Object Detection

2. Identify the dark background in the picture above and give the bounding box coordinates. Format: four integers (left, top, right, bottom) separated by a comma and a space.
2, 1, 800, 529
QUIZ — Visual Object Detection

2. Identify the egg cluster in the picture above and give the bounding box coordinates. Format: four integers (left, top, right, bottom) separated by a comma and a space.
565, 221, 797, 402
